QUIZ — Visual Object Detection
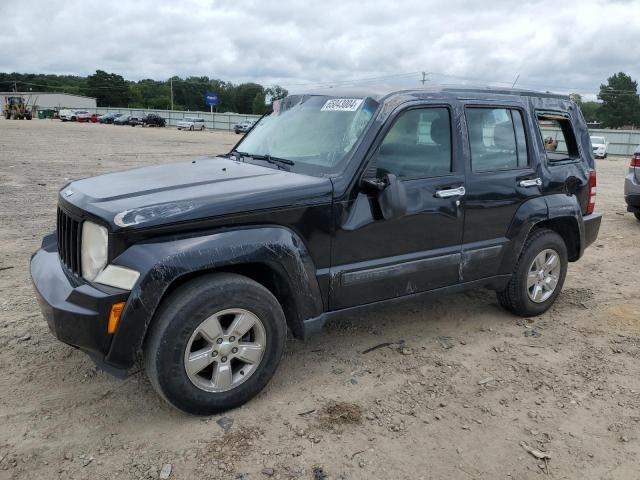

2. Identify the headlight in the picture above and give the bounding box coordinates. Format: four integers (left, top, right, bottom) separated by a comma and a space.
81, 221, 108, 281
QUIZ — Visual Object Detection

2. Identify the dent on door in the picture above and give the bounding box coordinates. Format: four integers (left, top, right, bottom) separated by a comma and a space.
329, 181, 463, 309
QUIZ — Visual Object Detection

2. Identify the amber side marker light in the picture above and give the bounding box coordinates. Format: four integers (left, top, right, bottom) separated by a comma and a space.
108, 302, 126, 334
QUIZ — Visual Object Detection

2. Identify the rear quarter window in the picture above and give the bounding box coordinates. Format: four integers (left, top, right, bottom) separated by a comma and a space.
536, 112, 580, 162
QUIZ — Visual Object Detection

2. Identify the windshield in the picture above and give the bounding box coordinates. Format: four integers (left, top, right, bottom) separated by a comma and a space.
234, 95, 379, 174
591, 136, 605, 144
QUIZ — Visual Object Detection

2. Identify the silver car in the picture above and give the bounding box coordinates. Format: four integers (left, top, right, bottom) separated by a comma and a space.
624, 144, 640, 221
177, 117, 206, 131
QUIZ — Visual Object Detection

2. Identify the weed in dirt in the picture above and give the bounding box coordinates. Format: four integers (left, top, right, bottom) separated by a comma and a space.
197, 425, 264, 466
317, 401, 363, 429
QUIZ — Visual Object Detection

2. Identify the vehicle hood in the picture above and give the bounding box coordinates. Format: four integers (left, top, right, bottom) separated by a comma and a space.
59, 157, 333, 231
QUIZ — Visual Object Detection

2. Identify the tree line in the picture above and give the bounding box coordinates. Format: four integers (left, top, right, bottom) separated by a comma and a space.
571, 72, 640, 128
0, 70, 288, 114
1, 70, 639, 126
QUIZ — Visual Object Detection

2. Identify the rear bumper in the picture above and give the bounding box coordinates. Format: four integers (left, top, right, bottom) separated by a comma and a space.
625, 172, 640, 211
625, 194, 640, 213
583, 213, 602, 249
30, 234, 130, 376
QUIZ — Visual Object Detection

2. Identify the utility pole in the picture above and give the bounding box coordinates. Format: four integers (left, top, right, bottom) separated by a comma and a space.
421, 72, 429, 85
170, 77, 174, 111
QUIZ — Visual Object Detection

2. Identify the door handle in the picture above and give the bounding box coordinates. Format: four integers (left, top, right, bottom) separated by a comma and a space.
435, 186, 466, 198
518, 178, 542, 187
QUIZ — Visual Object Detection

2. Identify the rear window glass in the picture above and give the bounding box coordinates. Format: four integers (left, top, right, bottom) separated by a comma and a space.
536, 112, 580, 161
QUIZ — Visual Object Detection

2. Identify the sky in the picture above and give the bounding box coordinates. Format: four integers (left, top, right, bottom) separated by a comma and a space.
1, 0, 639, 99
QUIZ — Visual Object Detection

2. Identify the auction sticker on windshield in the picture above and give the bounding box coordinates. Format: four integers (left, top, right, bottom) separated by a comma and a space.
321, 98, 363, 112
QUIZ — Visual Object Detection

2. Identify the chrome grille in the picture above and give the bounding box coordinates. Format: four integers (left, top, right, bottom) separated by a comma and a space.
57, 207, 82, 275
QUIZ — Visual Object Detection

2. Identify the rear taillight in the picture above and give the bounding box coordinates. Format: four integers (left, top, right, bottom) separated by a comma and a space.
631, 154, 640, 167
586, 169, 596, 215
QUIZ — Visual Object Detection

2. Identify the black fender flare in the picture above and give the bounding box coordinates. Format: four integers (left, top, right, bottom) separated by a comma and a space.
499, 194, 584, 274
104, 226, 323, 369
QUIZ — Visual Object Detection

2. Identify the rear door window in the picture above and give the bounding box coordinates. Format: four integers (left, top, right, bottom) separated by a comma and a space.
466, 108, 529, 172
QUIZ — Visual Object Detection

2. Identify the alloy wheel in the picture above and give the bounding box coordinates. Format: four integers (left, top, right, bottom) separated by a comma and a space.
184, 308, 266, 392
526, 248, 561, 303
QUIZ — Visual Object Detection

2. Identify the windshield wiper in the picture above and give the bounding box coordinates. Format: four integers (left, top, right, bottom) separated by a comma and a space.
248, 153, 295, 166
226, 150, 295, 169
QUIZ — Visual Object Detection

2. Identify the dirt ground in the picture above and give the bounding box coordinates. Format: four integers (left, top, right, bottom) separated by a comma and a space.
1, 119, 639, 480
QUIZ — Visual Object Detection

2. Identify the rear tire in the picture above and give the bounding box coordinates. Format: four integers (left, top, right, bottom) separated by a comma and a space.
144, 273, 287, 415
497, 229, 568, 317
190, 125, 194, 131
634, 212, 640, 221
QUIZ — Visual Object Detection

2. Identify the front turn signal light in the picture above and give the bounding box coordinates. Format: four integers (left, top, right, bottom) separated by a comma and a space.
108, 302, 126, 334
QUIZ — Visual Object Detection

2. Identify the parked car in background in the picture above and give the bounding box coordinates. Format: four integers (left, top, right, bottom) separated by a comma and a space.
31, 87, 601, 415
234, 119, 256, 134
90, 113, 99, 123
129, 115, 145, 127
98, 113, 122, 124
59, 109, 76, 121
75, 111, 92, 122
624, 145, 640, 221
590, 136, 608, 159
113, 114, 132, 125
177, 117, 206, 131
143, 113, 166, 127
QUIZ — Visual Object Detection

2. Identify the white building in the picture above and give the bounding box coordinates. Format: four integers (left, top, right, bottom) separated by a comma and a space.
0, 92, 97, 111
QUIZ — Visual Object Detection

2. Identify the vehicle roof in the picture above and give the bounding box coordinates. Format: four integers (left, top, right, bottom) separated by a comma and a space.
298, 85, 571, 102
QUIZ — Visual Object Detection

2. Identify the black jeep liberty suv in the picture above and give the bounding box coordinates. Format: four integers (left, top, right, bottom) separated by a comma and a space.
31, 87, 601, 414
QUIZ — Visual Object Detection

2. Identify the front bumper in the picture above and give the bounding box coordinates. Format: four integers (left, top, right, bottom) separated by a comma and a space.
30, 233, 130, 376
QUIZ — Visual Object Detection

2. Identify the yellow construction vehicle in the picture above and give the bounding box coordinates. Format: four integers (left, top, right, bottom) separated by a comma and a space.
3, 96, 32, 120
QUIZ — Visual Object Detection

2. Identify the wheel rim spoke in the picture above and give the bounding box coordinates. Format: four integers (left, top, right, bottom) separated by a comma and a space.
227, 312, 256, 339
233, 343, 264, 364
186, 348, 214, 376
545, 254, 559, 271
532, 284, 543, 301
197, 315, 223, 343
527, 271, 538, 288
212, 362, 233, 389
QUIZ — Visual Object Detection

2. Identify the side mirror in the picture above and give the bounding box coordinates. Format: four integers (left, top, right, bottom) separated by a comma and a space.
361, 174, 407, 220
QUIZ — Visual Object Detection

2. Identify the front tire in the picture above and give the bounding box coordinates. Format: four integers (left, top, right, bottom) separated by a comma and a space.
144, 273, 287, 415
634, 212, 640, 221
497, 229, 568, 317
